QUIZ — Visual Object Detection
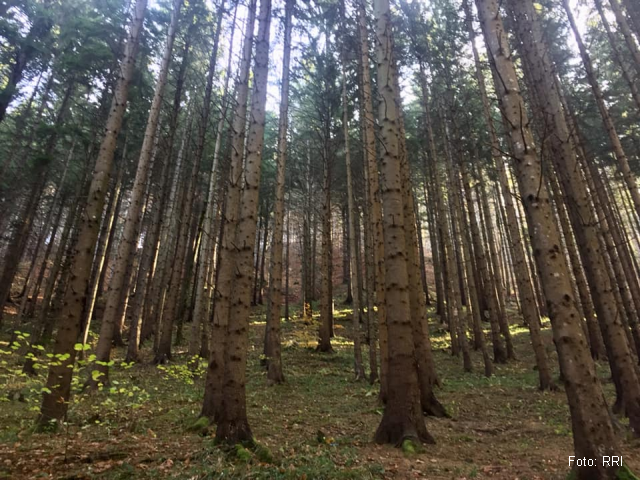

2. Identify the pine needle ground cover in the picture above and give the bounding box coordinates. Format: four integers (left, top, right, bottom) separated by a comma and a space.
1, 306, 638, 479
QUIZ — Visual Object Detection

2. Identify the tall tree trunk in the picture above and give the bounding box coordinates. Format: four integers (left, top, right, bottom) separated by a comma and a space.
258, 212, 269, 305
474, 0, 619, 475
190, 0, 235, 358
88, 0, 182, 385
563, 0, 640, 222
372, 0, 435, 446
342, 50, 365, 380
142, 24, 192, 346
462, 0, 552, 386
0, 81, 74, 326
456, 171, 493, 377
264, 0, 293, 385
509, 0, 640, 433
441, 119, 472, 372
594, 0, 640, 114
476, 173, 515, 359
37, 0, 147, 428
215, 0, 272, 444
608, 0, 640, 72
0, 0, 53, 124
201, 0, 257, 421
357, 0, 388, 401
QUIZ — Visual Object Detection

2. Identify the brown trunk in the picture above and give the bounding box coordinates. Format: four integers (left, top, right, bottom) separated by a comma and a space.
258, 212, 269, 305
509, 0, 640, 433
215, 0, 272, 444
88, 0, 182, 385
475, 0, 620, 473
342, 47, 365, 379
190, 0, 235, 358
608, 0, 640, 72
563, 0, 640, 221
264, 0, 292, 386
201, 0, 257, 421
357, 0, 387, 402
462, 0, 551, 386
476, 174, 515, 360
440, 118, 472, 372
461, 166, 507, 364
372, 0, 434, 445
456, 171, 493, 377
37, 0, 147, 428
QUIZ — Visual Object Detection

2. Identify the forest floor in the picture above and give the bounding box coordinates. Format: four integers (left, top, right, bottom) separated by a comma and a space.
1, 300, 640, 479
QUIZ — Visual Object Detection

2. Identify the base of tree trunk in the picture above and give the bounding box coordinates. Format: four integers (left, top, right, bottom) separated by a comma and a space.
153, 352, 171, 365
316, 343, 334, 353
216, 417, 253, 445
374, 414, 435, 446
124, 352, 140, 364
422, 393, 448, 418
267, 362, 285, 385
493, 348, 508, 364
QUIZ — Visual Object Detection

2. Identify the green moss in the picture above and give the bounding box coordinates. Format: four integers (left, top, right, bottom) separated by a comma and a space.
253, 443, 275, 464
401, 439, 417, 455
234, 444, 252, 463
186, 416, 209, 433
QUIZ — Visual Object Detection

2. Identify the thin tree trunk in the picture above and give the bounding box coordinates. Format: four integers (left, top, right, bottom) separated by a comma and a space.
563, 0, 640, 222
342, 50, 365, 380
357, 0, 388, 402
509, 0, 640, 432
608, 0, 640, 72
87, 0, 182, 386
264, 0, 293, 384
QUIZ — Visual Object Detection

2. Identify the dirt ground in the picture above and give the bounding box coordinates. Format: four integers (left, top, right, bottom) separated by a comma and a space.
1, 303, 639, 479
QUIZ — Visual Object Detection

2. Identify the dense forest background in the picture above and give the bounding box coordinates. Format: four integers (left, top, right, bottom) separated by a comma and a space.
1, 0, 640, 477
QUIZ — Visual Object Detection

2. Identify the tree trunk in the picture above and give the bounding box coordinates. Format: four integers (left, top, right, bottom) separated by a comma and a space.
462, 0, 552, 387
215, 0, 272, 445
509, 0, 640, 434
0, 0, 53, 124
357, 0, 387, 402
86, 0, 182, 386
474, 0, 619, 474
201, 0, 257, 422
456, 170, 493, 377
372, 0, 435, 446
37, 0, 147, 428
264, 0, 293, 385
342, 50, 365, 380
563, 0, 640, 222
608, 0, 640, 73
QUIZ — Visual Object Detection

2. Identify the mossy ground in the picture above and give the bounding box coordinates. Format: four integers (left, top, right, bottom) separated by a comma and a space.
1, 299, 639, 479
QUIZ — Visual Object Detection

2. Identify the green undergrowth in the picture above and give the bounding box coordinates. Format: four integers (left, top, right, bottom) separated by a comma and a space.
1, 300, 639, 478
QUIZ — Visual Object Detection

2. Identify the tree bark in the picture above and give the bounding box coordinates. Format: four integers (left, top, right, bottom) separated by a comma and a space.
474, 0, 619, 474
341, 49, 365, 380
264, 0, 293, 385
201, 0, 257, 421
215, 0, 272, 444
357, 0, 388, 402
37, 0, 147, 428
372, 0, 435, 446
508, 0, 640, 434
